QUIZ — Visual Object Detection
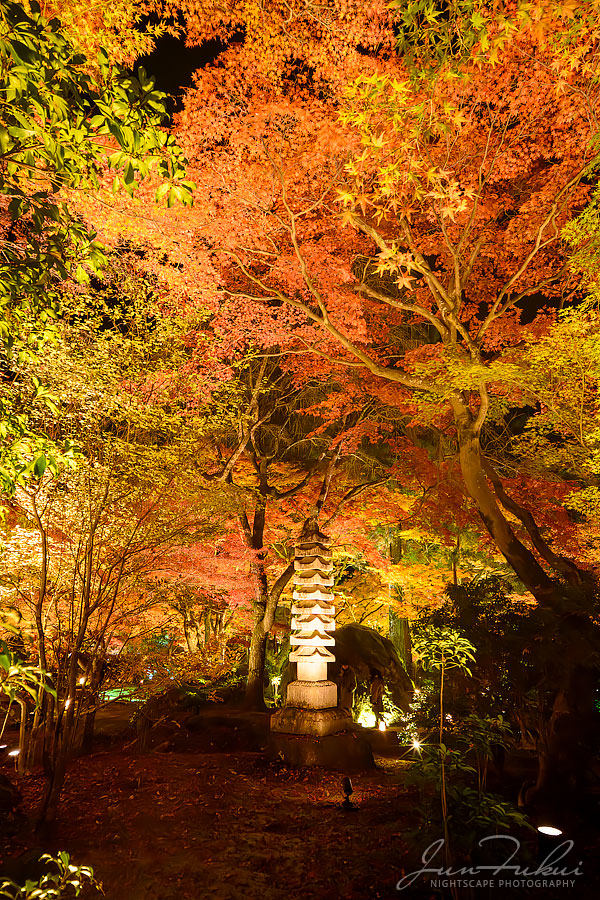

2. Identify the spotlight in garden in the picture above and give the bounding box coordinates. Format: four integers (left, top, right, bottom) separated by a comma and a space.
341, 777, 357, 811
8, 749, 20, 757
537, 825, 563, 837
412, 738, 421, 751
79, 677, 86, 685
378, 721, 386, 732
536, 821, 566, 866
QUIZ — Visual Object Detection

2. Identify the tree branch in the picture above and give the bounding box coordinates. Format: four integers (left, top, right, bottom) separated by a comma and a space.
482, 457, 581, 585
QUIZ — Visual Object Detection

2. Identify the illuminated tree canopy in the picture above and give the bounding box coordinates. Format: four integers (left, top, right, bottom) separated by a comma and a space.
1, 0, 600, 867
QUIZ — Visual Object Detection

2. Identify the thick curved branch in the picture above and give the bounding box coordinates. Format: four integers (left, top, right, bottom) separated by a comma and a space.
482, 458, 582, 585
449, 392, 558, 606
222, 277, 436, 392
355, 283, 447, 338
312, 443, 342, 518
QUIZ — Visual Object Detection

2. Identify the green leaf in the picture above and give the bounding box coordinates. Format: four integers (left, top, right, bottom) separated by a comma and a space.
33, 453, 47, 478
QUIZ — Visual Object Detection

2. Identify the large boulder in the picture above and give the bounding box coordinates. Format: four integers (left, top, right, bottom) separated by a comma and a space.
332, 624, 414, 711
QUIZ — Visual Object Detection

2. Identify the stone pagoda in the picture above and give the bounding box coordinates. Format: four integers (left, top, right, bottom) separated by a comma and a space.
271, 521, 352, 739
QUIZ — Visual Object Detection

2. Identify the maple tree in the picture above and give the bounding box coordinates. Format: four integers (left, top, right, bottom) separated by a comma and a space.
166, 42, 593, 583
152, 6, 600, 803
71, 0, 595, 696
3, 0, 599, 817
169, 346, 405, 708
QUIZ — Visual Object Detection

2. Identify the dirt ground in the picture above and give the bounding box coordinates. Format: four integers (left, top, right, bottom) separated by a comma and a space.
1, 706, 423, 900
1, 705, 599, 900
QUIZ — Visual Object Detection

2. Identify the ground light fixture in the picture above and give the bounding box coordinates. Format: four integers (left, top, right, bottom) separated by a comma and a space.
535, 820, 567, 867
378, 721, 386, 732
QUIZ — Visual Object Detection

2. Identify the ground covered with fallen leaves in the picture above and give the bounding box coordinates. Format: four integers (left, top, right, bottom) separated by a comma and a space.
2, 708, 426, 900
2, 705, 600, 900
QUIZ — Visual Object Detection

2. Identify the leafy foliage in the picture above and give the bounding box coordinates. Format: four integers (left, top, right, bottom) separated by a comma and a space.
0, 636, 55, 710
391, 0, 600, 75
0, 853, 99, 899
0, 0, 194, 495
508, 304, 600, 527
412, 626, 476, 676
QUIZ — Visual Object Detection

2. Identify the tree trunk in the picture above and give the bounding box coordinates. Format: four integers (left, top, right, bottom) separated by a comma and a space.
37, 749, 68, 829
37, 700, 75, 828
451, 396, 557, 604
389, 603, 414, 678
16, 698, 29, 776
245, 618, 268, 710
183, 618, 199, 653
451, 394, 599, 813
81, 708, 97, 754
244, 560, 295, 710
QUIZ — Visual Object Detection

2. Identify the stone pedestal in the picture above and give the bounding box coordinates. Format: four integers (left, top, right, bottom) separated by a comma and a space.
268, 729, 375, 771
271, 706, 352, 737
286, 680, 337, 710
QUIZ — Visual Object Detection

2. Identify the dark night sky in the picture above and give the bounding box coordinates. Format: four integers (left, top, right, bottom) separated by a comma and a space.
136, 35, 226, 113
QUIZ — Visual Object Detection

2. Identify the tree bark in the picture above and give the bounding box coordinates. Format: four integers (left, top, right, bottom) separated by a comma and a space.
450, 394, 558, 605
244, 561, 295, 710
451, 394, 599, 811
245, 619, 269, 710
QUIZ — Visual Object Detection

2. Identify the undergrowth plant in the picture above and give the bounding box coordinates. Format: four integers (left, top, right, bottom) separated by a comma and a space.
0, 853, 101, 899
408, 624, 532, 891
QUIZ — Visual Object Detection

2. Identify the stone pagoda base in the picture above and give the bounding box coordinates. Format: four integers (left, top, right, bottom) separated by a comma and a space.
268, 729, 375, 771
270, 706, 352, 737
286, 679, 337, 710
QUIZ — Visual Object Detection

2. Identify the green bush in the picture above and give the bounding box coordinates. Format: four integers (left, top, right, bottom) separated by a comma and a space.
0, 853, 100, 899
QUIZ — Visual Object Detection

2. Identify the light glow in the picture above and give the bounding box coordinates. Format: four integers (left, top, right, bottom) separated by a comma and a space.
356, 708, 376, 729
537, 825, 563, 836
378, 721, 386, 732
8, 749, 20, 757
412, 738, 421, 750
